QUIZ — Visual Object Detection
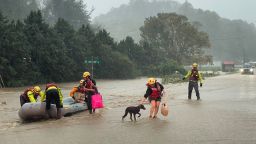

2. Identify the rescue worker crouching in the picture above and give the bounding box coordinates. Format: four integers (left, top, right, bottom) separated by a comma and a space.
183, 63, 203, 100
45, 83, 63, 119
69, 79, 86, 103
82, 71, 98, 114
20, 86, 44, 106
141, 78, 164, 118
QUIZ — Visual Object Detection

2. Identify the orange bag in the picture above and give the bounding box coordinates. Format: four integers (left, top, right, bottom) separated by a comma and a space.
161, 103, 169, 116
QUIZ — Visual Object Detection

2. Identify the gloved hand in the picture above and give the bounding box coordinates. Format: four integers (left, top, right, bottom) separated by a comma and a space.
182, 77, 186, 80
200, 83, 203, 87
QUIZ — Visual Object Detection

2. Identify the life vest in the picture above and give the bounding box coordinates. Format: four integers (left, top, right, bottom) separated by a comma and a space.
77, 85, 86, 93
189, 69, 199, 81
22, 87, 38, 102
84, 79, 94, 89
149, 87, 161, 99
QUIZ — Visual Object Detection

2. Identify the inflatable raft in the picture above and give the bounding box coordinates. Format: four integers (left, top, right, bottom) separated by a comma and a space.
18, 97, 87, 121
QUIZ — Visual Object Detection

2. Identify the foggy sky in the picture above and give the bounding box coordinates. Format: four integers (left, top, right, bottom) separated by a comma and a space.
84, 0, 256, 24
84, 0, 129, 18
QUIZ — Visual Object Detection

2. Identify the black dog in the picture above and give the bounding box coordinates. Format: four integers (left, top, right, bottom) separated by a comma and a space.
122, 104, 146, 121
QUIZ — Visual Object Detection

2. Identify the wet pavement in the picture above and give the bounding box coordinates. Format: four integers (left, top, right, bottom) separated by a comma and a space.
1, 74, 256, 144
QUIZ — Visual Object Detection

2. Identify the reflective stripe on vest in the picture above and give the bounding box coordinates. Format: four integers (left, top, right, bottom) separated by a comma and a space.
46, 83, 57, 89
46, 86, 57, 91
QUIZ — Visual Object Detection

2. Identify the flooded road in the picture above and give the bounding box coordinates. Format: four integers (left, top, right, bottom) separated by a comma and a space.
1, 74, 256, 144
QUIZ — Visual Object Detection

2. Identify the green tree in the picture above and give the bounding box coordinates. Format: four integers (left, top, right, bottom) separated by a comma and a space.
0, 12, 11, 86
23, 10, 50, 82
116, 36, 145, 66
0, 12, 35, 86
54, 18, 97, 80
4, 20, 34, 86
94, 0, 256, 62
75, 24, 95, 73
92, 29, 138, 78
23, 10, 74, 83
0, 0, 38, 20
140, 13, 210, 64
43, 0, 90, 29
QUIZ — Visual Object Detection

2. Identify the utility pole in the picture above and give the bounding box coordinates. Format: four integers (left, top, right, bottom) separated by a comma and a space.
91, 56, 94, 78
84, 56, 100, 78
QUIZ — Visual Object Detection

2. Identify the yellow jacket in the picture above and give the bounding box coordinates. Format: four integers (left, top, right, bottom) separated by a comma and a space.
40, 91, 46, 102
42, 86, 63, 105
27, 91, 44, 103
184, 70, 203, 83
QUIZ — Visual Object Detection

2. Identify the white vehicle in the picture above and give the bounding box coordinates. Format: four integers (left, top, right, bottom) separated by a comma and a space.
240, 63, 254, 75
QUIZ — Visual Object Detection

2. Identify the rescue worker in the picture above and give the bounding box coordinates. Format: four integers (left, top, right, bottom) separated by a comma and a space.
20, 86, 44, 106
141, 78, 164, 118
45, 83, 63, 119
82, 72, 97, 86
82, 72, 97, 114
183, 63, 203, 100
69, 79, 86, 103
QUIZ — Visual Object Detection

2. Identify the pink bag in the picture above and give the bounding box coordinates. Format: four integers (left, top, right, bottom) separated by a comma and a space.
92, 93, 104, 109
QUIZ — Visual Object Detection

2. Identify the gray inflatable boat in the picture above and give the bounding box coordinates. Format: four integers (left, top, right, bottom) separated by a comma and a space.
18, 97, 88, 121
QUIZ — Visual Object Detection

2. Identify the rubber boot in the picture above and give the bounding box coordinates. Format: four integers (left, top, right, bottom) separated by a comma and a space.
56, 108, 62, 119
46, 109, 52, 119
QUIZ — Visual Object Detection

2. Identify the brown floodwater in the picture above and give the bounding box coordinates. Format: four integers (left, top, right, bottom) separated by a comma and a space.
1, 74, 256, 144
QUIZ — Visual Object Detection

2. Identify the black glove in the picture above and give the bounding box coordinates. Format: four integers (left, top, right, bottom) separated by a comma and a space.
182, 77, 186, 80
200, 83, 202, 87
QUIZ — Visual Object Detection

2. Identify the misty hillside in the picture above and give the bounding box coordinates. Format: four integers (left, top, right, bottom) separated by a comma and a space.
0, 0, 91, 29
94, 0, 180, 42
93, 0, 256, 62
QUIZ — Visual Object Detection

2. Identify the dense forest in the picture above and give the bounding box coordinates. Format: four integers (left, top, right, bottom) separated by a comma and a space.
94, 0, 256, 62
0, 0, 210, 87
0, 0, 91, 29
